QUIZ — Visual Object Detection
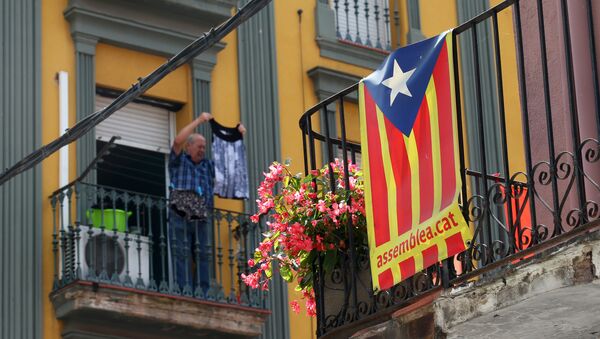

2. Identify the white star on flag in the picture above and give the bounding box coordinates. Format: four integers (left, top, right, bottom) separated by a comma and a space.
381, 60, 416, 105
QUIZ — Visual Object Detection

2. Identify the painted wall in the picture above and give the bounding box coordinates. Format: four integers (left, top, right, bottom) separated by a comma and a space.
41, 0, 76, 336
40, 2, 245, 337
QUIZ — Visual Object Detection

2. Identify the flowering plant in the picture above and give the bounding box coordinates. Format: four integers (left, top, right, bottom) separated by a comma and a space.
241, 159, 367, 316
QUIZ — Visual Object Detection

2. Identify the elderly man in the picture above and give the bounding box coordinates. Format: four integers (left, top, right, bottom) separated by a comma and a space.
168, 112, 214, 295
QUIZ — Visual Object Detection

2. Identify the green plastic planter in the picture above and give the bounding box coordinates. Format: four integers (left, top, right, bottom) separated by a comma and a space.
86, 208, 132, 233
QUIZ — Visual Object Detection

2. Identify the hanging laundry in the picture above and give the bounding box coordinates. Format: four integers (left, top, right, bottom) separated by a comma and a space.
210, 119, 249, 199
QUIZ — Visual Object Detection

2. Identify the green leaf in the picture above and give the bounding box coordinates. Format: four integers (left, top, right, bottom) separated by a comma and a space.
323, 249, 338, 273
283, 175, 290, 188
254, 250, 262, 262
265, 266, 272, 279
280, 265, 293, 282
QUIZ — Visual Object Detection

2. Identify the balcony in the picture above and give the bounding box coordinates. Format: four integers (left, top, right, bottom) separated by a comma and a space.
49, 179, 268, 338
316, 0, 398, 69
300, 0, 600, 337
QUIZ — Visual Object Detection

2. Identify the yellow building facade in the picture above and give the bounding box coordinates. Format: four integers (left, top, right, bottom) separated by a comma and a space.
11, 0, 529, 338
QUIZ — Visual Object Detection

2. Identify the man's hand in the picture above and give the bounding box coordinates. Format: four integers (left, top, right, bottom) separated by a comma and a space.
237, 123, 247, 135
199, 112, 213, 123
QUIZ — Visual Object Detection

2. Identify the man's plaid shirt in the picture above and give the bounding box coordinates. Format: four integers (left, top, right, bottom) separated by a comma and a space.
168, 149, 214, 207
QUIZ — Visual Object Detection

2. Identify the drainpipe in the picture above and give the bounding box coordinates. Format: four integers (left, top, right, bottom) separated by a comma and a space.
58, 71, 69, 230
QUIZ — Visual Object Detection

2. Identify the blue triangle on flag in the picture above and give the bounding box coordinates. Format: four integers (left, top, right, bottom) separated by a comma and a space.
363, 33, 448, 136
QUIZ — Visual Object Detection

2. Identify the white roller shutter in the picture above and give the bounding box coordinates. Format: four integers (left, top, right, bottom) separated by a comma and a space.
95, 96, 172, 154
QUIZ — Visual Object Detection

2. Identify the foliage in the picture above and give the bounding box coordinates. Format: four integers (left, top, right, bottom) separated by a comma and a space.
241, 159, 367, 316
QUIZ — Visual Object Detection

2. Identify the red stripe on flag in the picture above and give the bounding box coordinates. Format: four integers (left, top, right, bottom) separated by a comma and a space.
398, 256, 416, 280
383, 116, 412, 236
445, 232, 467, 257
413, 97, 434, 223
433, 42, 457, 209
363, 87, 390, 246
421, 244, 439, 269
378, 269, 394, 291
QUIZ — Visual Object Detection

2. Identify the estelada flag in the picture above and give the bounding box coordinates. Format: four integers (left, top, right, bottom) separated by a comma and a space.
359, 31, 472, 292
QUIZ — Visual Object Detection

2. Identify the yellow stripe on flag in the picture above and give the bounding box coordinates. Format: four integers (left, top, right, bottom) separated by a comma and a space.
445, 33, 462, 201
358, 82, 380, 291
425, 78, 443, 217
374, 104, 402, 283
404, 132, 420, 229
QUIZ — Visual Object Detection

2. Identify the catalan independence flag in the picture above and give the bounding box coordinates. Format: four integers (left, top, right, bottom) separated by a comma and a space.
359, 31, 472, 292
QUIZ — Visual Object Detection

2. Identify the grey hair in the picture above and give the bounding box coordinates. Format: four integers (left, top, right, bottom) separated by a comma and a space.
184, 133, 205, 153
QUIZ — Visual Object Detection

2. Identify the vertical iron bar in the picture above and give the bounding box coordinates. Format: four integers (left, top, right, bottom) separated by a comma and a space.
194, 219, 203, 297
387, 0, 394, 50
535, 0, 562, 235
182, 212, 191, 295
452, 32, 470, 229
560, 0, 588, 226
353, 0, 362, 44
51, 197, 59, 288
586, 0, 600, 139
492, 12, 515, 252
471, 25, 493, 261
217, 212, 224, 295
74, 222, 82, 280
111, 191, 119, 283
374, 2, 382, 49
344, 0, 352, 40
364, 0, 371, 46
205, 215, 215, 298
307, 116, 318, 171
147, 199, 156, 290
158, 201, 168, 292
170, 211, 180, 294
100, 189, 108, 281
323, 105, 335, 192
514, 0, 539, 244
334, 0, 342, 38
302, 121, 309, 175
123, 193, 132, 287
338, 92, 359, 322
228, 215, 236, 301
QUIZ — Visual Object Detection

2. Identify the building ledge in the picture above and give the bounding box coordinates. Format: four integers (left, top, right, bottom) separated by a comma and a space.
322, 220, 600, 339
51, 281, 270, 338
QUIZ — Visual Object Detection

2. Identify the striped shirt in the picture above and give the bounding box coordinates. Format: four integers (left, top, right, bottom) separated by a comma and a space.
168, 149, 214, 207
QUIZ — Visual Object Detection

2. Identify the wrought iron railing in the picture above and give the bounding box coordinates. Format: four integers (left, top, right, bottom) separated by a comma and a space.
329, 0, 396, 51
300, 0, 600, 336
50, 181, 266, 308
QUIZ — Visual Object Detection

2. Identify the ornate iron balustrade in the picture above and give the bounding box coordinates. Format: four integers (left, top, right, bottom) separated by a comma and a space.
300, 0, 600, 336
49, 181, 266, 308
329, 0, 396, 51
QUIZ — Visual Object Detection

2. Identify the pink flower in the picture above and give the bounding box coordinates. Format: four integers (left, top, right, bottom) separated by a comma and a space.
241, 160, 365, 318
316, 200, 327, 213
241, 272, 260, 289
306, 298, 317, 317
290, 300, 301, 314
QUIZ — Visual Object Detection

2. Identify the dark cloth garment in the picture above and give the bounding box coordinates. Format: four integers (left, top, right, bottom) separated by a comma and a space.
210, 119, 249, 199
168, 149, 214, 207
169, 190, 207, 221
170, 212, 210, 293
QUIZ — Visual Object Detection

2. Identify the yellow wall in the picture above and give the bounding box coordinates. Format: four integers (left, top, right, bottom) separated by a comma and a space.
41, 0, 75, 336
40, 1, 527, 338
419, 0, 458, 37
41, 2, 245, 337
490, 0, 526, 175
